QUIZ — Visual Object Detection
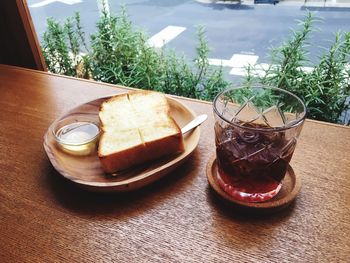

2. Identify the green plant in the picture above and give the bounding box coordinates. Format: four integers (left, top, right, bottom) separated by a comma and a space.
41, 8, 350, 124
42, 12, 90, 78
42, 18, 75, 76
247, 13, 350, 124
42, 6, 229, 101
159, 26, 230, 100
90, 7, 155, 86
302, 32, 350, 122
89, 6, 230, 100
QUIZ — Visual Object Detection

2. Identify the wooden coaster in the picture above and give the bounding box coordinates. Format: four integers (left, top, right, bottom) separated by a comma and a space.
206, 155, 301, 212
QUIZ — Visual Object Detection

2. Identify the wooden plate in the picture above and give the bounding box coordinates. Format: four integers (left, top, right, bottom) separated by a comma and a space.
43, 94, 200, 192
206, 155, 301, 212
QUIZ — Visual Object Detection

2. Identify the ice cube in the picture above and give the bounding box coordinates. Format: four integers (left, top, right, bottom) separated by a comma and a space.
217, 134, 247, 161
220, 126, 235, 142
280, 138, 297, 160
233, 101, 261, 123
262, 105, 286, 128
284, 112, 298, 125
251, 115, 270, 126
222, 106, 237, 122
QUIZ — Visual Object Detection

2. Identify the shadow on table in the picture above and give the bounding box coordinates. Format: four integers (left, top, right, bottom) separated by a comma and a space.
206, 185, 299, 250
44, 152, 200, 220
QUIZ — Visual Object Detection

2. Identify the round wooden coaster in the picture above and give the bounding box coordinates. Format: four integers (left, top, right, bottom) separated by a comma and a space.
206, 155, 301, 211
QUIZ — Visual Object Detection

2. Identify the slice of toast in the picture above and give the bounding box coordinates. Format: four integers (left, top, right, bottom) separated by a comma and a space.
98, 91, 184, 173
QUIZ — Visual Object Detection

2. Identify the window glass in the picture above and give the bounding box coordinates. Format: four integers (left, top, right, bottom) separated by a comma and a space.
28, 0, 350, 124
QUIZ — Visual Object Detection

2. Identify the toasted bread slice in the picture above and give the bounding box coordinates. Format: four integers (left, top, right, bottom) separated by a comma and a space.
98, 91, 184, 173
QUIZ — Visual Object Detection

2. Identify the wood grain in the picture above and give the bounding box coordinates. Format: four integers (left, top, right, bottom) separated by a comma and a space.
0, 64, 350, 263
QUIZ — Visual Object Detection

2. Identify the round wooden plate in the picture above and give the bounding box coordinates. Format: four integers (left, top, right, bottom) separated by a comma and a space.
43, 94, 200, 192
206, 155, 301, 211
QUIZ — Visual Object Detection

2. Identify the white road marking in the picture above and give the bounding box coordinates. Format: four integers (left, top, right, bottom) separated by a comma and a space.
229, 54, 259, 68
229, 67, 247, 76
209, 54, 259, 68
209, 53, 315, 76
207, 58, 233, 67
147, 26, 186, 48
30, 0, 82, 8
209, 53, 259, 76
299, 66, 314, 73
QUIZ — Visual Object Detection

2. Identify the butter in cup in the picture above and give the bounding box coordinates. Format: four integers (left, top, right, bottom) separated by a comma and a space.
52, 120, 100, 156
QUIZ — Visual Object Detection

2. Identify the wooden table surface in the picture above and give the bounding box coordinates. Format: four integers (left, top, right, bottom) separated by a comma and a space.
1, 64, 349, 262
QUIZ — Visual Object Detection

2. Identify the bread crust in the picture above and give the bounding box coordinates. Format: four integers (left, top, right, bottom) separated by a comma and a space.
98, 91, 184, 174
98, 139, 146, 173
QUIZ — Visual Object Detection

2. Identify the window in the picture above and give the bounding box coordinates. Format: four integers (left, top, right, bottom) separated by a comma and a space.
12, 0, 350, 124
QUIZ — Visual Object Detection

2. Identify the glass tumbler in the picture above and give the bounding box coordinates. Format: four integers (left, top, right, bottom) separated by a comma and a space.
213, 86, 306, 202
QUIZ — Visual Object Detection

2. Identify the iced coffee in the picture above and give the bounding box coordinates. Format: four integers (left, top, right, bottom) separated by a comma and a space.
213, 86, 306, 202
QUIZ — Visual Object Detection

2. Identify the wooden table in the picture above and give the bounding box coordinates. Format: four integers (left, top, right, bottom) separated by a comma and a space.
1, 64, 349, 262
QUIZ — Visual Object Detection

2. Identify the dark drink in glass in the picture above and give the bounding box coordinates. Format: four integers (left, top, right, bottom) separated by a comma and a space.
213, 86, 305, 202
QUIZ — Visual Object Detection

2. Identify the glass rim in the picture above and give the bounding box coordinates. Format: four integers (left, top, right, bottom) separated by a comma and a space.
51, 120, 100, 146
213, 85, 307, 132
